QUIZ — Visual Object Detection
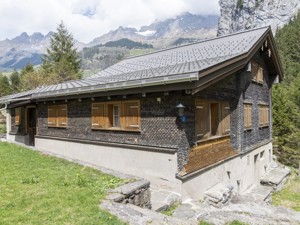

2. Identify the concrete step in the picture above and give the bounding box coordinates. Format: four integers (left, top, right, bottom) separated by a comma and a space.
260, 166, 290, 191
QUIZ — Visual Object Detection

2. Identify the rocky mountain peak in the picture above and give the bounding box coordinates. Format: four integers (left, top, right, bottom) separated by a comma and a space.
11, 32, 30, 44
218, 0, 300, 36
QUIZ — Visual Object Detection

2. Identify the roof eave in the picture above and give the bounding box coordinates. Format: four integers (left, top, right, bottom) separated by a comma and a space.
31, 72, 199, 100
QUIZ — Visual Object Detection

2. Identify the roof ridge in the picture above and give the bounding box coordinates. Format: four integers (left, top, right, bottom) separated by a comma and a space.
124, 26, 271, 60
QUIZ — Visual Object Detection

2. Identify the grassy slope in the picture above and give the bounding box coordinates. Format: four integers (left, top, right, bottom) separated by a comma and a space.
0, 142, 127, 225
272, 170, 300, 211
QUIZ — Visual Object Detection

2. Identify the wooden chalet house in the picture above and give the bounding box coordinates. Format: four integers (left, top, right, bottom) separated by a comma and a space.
0, 27, 283, 199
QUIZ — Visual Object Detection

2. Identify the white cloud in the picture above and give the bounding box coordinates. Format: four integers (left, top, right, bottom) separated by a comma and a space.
0, 0, 220, 43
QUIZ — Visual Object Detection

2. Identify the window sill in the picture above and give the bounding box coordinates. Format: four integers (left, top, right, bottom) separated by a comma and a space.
244, 128, 253, 132
92, 127, 141, 133
47, 126, 68, 129
196, 134, 230, 145
259, 125, 269, 129
251, 80, 263, 85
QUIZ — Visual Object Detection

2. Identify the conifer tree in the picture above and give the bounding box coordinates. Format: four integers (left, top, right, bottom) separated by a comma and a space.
42, 21, 81, 82
10, 70, 21, 93
273, 12, 300, 167
0, 73, 11, 97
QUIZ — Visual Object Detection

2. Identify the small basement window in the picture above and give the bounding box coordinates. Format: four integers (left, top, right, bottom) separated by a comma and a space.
48, 105, 68, 128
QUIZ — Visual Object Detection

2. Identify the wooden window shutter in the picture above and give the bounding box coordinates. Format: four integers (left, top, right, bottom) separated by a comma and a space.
57, 105, 67, 127
221, 102, 230, 135
92, 103, 106, 128
251, 61, 263, 83
257, 66, 264, 83
122, 101, 140, 130
244, 103, 252, 129
251, 62, 258, 81
259, 105, 269, 126
15, 107, 21, 125
48, 105, 57, 126
107, 104, 114, 128
259, 105, 263, 126
195, 101, 210, 140
265, 106, 269, 125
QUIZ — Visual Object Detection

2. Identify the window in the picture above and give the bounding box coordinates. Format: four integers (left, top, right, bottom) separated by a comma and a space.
107, 102, 121, 128
251, 61, 264, 83
48, 105, 68, 128
92, 100, 140, 131
15, 107, 21, 125
244, 103, 252, 129
260, 151, 265, 160
195, 100, 230, 141
259, 104, 269, 127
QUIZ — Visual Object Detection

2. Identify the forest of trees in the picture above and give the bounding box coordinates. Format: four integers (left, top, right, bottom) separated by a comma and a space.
273, 12, 300, 168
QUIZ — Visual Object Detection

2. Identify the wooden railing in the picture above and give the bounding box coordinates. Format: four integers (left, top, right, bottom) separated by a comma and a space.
182, 136, 238, 174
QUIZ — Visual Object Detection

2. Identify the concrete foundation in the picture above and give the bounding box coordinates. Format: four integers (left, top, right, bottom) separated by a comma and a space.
35, 136, 181, 192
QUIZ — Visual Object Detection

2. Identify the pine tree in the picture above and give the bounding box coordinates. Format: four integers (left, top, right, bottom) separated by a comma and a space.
42, 21, 81, 82
0, 73, 11, 97
10, 70, 21, 93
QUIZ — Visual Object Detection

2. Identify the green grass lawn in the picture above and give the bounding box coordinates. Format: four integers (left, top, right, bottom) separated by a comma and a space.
0, 142, 127, 225
272, 169, 300, 211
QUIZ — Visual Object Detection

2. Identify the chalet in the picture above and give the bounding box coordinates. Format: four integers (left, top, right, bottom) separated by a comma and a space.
0, 27, 283, 200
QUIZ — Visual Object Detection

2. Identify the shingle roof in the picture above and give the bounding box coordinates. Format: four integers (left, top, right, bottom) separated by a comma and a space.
1, 26, 272, 103
0, 89, 38, 105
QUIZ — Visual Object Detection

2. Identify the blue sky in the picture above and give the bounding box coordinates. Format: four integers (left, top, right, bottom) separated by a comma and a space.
0, 0, 220, 43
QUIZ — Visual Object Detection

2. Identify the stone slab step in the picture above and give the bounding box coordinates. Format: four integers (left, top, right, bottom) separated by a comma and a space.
261, 166, 290, 190
150, 186, 181, 212
232, 184, 273, 204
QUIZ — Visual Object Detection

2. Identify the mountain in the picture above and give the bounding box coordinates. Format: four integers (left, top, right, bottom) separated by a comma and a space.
218, 0, 300, 36
88, 12, 219, 48
0, 12, 218, 71
0, 32, 85, 70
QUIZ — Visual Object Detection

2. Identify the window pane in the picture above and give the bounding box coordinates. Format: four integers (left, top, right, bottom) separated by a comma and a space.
113, 105, 120, 127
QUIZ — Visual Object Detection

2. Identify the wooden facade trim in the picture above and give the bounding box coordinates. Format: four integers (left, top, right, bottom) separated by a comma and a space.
181, 136, 238, 175
177, 139, 273, 180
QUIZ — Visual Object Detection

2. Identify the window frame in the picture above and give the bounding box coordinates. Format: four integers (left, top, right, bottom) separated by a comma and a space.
47, 104, 68, 128
92, 100, 140, 132
195, 99, 230, 142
